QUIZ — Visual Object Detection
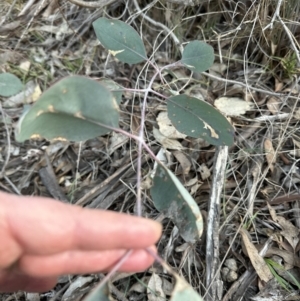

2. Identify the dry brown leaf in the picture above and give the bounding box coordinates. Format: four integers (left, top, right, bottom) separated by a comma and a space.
214, 97, 253, 116
267, 203, 300, 251
147, 273, 165, 301
274, 78, 283, 92
19, 60, 31, 72
266, 97, 280, 115
173, 151, 191, 175
153, 127, 184, 150
108, 132, 128, 155
264, 139, 276, 173
240, 228, 273, 283
198, 163, 211, 180
266, 247, 300, 269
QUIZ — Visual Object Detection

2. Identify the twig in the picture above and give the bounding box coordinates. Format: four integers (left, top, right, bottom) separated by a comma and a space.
0, 104, 11, 178
84, 250, 132, 300
18, 0, 36, 16
14, 0, 49, 50
132, 0, 184, 53
202, 71, 300, 100
263, 0, 283, 30
205, 146, 228, 301
0, 0, 18, 26
67, 0, 117, 8
263, 0, 300, 63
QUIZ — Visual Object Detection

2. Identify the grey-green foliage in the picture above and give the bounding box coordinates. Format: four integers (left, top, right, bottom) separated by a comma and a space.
150, 163, 203, 243
16, 76, 119, 142
0, 73, 23, 97
168, 94, 234, 146
93, 17, 147, 64
181, 40, 214, 73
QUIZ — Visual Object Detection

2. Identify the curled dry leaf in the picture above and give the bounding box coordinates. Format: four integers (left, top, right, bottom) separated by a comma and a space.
266, 97, 280, 115
264, 138, 276, 173
240, 228, 273, 283
267, 203, 300, 251
147, 273, 166, 301
153, 127, 184, 150
173, 151, 191, 175
214, 97, 253, 116
198, 163, 210, 180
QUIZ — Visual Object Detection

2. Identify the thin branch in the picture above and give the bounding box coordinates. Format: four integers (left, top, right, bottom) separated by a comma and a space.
202, 71, 300, 100
205, 146, 228, 301
67, 0, 117, 8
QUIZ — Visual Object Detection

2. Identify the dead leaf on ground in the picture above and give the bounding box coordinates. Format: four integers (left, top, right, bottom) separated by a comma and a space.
197, 163, 210, 180
266, 247, 300, 269
173, 151, 191, 175
267, 203, 300, 251
240, 228, 273, 283
147, 273, 166, 301
264, 139, 276, 173
266, 97, 280, 115
214, 97, 253, 116
153, 127, 184, 150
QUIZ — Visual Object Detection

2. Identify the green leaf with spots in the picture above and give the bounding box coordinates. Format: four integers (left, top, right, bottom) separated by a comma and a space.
16, 76, 120, 142
167, 94, 234, 146
0, 73, 23, 97
181, 41, 214, 73
83, 283, 111, 301
150, 163, 203, 243
93, 17, 147, 64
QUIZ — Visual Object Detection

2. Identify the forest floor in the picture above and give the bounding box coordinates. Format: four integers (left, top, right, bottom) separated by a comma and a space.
1, 0, 300, 300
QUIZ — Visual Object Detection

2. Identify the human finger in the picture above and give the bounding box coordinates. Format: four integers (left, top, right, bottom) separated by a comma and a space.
19, 246, 156, 277
2, 192, 162, 255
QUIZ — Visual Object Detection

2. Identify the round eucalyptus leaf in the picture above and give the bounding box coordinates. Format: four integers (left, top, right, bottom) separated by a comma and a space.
150, 163, 203, 243
181, 41, 214, 73
167, 94, 234, 146
0, 73, 23, 97
16, 76, 120, 142
93, 17, 147, 64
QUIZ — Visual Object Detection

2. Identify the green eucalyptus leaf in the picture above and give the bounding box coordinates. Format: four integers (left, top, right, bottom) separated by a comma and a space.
0, 73, 23, 97
167, 94, 234, 146
181, 41, 214, 72
171, 274, 204, 301
150, 163, 203, 243
83, 283, 111, 301
93, 17, 147, 64
16, 76, 120, 142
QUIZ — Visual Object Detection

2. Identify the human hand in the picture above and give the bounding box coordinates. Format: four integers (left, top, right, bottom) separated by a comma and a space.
0, 191, 161, 293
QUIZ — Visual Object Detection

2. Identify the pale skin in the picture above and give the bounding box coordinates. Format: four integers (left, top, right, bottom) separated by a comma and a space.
0, 191, 162, 292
